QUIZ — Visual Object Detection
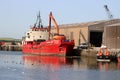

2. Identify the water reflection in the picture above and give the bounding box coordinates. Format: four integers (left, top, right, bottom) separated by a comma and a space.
76, 57, 97, 70
22, 55, 73, 68
118, 62, 120, 69
22, 55, 73, 80
97, 62, 109, 71
97, 62, 120, 71
22, 55, 120, 70
22, 55, 120, 80
0, 51, 120, 80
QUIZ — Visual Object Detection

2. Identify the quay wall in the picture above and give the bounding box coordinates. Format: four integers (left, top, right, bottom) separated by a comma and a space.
0, 45, 22, 51
75, 47, 119, 59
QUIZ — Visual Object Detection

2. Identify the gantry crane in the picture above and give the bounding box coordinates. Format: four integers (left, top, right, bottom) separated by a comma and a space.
104, 5, 113, 19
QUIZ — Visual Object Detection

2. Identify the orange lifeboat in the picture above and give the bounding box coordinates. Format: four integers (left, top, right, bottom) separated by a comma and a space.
53, 35, 66, 40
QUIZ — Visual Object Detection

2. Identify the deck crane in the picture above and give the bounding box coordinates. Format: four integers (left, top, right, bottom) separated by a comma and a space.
104, 5, 113, 19
48, 12, 66, 40
48, 12, 59, 35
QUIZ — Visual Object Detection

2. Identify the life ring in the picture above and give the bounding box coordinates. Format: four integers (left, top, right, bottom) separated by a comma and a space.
104, 49, 109, 56
98, 48, 109, 56
98, 48, 102, 56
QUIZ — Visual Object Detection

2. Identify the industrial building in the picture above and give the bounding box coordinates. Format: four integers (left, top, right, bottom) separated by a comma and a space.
51, 19, 120, 49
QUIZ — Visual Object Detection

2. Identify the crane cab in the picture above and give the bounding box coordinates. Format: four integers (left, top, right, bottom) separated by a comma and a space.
53, 34, 66, 40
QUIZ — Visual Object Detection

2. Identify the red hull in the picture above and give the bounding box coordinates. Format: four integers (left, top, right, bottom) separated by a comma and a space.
22, 40, 74, 56
118, 57, 120, 63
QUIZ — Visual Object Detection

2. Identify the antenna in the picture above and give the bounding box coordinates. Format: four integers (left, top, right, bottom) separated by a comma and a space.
34, 11, 43, 28
38, 11, 43, 28
104, 5, 113, 19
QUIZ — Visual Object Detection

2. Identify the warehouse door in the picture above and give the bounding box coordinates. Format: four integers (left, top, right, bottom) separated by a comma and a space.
90, 31, 103, 47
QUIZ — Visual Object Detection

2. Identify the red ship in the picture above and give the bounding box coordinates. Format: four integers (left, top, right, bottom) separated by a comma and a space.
117, 52, 120, 63
22, 12, 74, 56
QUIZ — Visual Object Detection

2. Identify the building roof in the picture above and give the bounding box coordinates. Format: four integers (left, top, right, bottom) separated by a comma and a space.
106, 23, 120, 27
51, 19, 120, 29
59, 20, 106, 28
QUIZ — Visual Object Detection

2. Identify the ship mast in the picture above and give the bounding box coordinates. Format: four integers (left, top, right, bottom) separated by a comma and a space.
34, 11, 43, 28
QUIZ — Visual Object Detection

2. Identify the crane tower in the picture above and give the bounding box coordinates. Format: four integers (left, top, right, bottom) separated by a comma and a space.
104, 5, 113, 19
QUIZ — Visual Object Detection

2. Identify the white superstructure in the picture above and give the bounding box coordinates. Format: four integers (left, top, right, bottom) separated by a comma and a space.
25, 28, 49, 41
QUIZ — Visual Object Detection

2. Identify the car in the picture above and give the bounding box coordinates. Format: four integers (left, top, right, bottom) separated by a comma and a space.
77, 43, 88, 49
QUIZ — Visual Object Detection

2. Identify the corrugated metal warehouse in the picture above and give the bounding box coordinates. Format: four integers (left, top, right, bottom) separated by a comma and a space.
51, 19, 120, 49
104, 23, 120, 49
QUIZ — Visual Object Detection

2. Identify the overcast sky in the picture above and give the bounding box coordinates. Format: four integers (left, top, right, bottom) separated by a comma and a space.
0, 0, 120, 39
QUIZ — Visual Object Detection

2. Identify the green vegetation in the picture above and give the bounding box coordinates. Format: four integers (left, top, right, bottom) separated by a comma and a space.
0, 38, 21, 42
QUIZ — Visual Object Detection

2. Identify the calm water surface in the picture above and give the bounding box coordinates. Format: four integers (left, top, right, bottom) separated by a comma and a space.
0, 51, 120, 80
